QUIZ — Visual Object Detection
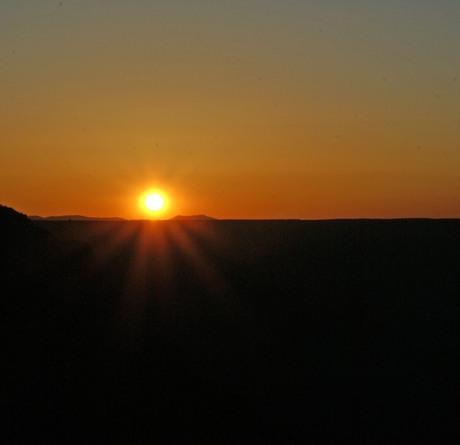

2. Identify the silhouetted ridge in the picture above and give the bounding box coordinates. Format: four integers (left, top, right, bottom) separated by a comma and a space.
30, 214, 125, 221
0, 204, 49, 245
0, 204, 29, 227
170, 214, 216, 220
0, 205, 93, 302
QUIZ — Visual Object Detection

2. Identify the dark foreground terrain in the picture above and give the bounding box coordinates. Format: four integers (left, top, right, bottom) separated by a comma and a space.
1, 205, 460, 443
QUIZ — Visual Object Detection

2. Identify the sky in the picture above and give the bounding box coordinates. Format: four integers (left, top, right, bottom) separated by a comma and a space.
1, 0, 459, 219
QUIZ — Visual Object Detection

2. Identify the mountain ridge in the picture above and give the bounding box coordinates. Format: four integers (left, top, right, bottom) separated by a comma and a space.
30, 215, 125, 221
169, 214, 216, 221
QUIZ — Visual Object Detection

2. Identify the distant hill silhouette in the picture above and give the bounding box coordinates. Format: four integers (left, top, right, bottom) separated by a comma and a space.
30, 214, 125, 221
170, 214, 216, 220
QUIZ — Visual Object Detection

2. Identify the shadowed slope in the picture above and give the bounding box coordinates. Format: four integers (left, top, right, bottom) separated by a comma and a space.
3, 210, 460, 443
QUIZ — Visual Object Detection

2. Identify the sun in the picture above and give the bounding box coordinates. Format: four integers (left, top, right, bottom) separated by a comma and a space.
144, 193, 165, 212
138, 188, 170, 217
145, 194, 164, 211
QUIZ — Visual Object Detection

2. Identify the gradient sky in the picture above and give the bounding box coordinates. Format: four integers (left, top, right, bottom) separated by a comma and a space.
1, 0, 459, 219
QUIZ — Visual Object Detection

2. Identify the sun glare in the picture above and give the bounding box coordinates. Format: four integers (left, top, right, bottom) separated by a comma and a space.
145, 193, 164, 211
139, 190, 168, 216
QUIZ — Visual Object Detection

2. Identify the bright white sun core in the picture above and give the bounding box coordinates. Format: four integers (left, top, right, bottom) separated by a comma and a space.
144, 193, 165, 212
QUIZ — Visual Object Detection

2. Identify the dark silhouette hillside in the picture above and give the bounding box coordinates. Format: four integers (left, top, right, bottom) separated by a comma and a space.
1, 205, 93, 299
1, 206, 104, 445
0, 204, 29, 226
2, 207, 460, 443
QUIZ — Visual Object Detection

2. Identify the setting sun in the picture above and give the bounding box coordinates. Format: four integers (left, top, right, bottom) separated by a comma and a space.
145, 193, 165, 211
139, 190, 168, 216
